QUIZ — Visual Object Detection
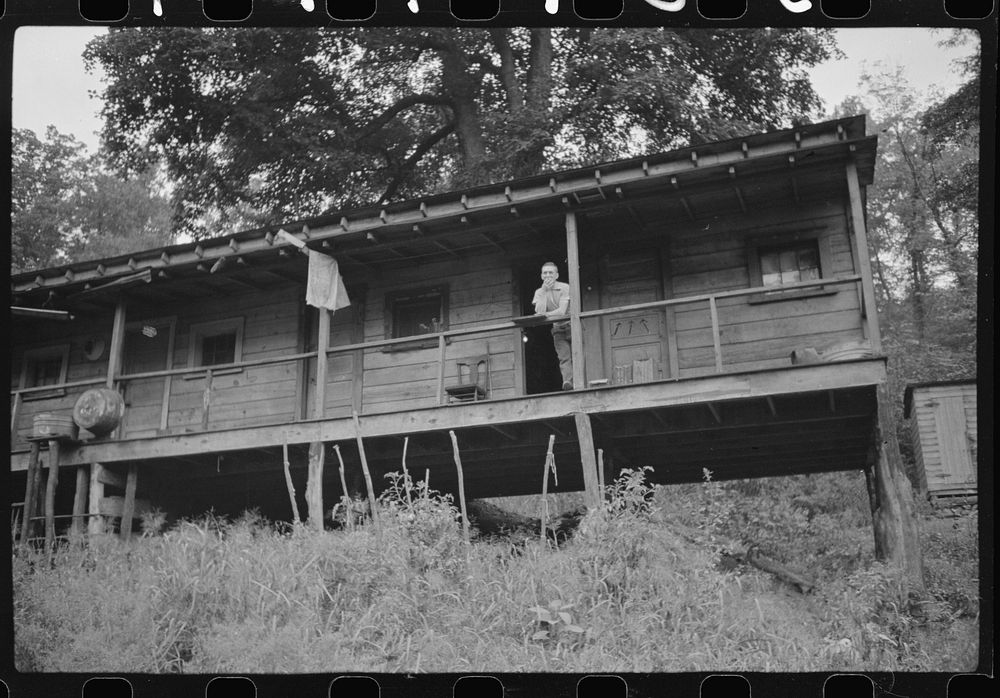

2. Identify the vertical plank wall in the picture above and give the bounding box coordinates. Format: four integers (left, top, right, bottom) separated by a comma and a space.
360, 253, 517, 415
910, 383, 978, 495
663, 200, 865, 376
164, 285, 304, 432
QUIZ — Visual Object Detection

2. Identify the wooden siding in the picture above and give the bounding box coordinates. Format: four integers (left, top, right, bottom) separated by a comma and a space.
661, 200, 863, 376
165, 287, 303, 432
11, 318, 114, 447
359, 254, 518, 415
908, 383, 978, 495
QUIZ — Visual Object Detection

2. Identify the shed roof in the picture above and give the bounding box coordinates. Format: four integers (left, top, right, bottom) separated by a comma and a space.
903, 378, 977, 418
12, 115, 876, 310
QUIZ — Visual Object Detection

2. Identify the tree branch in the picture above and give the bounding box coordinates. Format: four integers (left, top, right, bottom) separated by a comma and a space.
378, 120, 456, 204
489, 29, 524, 113
526, 29, 553, 114
358, 94, 454, 141
893, 128, 973, 293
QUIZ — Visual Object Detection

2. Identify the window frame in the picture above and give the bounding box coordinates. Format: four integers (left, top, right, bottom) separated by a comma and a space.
19, 344, 71, 400
185, 317, 245, 378
383, 284, 450, 352
746, 230, 838, 304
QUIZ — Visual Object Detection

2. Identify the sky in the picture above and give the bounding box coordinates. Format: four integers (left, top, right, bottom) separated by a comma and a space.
10, 26, 980, 154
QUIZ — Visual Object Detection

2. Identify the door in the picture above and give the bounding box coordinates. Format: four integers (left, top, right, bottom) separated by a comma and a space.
601, 249, 667, 385
120, 319, 174, 437
932, 396, 975, 486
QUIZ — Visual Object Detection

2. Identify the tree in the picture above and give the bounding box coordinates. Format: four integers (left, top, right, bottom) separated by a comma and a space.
833, 55, 979, 477
84, 27, 837, 237
11, 127, 86, 272
11, 126, 174, 272
63, 167, 173, 263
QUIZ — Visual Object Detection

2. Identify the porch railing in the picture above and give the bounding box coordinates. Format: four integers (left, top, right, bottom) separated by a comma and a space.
11, 275, 864, 443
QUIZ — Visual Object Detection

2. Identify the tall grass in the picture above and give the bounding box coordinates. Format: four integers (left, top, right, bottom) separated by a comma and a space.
12, 468, 979, 673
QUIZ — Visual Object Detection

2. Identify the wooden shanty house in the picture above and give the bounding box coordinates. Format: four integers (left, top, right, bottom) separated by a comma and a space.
904, 379, 978, 504
8, 115, 922, 576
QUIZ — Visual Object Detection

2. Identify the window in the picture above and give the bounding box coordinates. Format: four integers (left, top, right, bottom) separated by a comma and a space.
20, 345, 70, 399
384, 285, 449, 350
759, 241, 821, 288
186, 318, 244, 375
747, 231, 836, 304
201, 332, 237, 366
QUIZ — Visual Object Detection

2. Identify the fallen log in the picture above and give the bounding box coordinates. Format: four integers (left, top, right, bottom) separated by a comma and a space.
736, 546, 816, 594
466, 500, 588, 544
663, 520, 816, 593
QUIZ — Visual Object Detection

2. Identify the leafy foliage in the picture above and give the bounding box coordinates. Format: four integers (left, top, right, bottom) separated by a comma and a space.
830, 40, 979, 465
11, 127, 87, 272
84, 27, 836, 237
11, 126, 174, 272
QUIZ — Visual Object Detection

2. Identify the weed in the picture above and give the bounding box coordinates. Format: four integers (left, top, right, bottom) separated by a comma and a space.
11, 469, 978, 673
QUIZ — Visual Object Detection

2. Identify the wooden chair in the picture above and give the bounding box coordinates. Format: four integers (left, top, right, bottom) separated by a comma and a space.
445, 354, 490, 403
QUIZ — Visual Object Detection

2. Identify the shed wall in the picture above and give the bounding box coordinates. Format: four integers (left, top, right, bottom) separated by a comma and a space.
909, 383, 978, 496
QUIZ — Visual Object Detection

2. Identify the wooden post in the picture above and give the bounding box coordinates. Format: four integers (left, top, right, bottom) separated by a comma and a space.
305, 307, 332, 531
106, 296, 127, 388
401, 436, 413, 506
597, 448, 606, 495
20, 441, 41, 545
282, 439, 301, 524
201, 369, 214, 431
540, 434, 555, 543
846, 160, 883, 353
869, 383, 924, 590
88, 463, 106, 535
71, 466, 89, 537
334, 444, 354, 531
449, 430, 471, 544
708, 296, 723, 373
160, 321, 176, 431
436, 334, 447, 404
573, 413, 600, 508
352, 411, 380, 527
11, 391, 22, 444
315, 308, 331, 415
565, 211, 586, 390
44, 439, 61, 550
305, 443, 325, 531
120, 463, 138, 541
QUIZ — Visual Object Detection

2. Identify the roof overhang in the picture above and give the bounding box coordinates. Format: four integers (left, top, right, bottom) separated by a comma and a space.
12, 116, 877, 308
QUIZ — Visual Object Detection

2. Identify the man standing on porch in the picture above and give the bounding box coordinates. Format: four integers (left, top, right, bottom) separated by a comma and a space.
532, 261, 573, 390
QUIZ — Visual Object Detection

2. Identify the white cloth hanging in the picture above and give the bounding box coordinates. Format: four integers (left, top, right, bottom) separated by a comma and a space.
305, 250, 350, 311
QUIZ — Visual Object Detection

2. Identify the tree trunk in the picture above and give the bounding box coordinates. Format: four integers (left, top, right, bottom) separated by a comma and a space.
869, 383, 925, 591
439, 47, 488, 183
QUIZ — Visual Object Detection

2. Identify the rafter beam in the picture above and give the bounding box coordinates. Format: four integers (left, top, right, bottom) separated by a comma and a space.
706, 402, 722, 424
489, 424, 520, 441
542, 420, 568, 438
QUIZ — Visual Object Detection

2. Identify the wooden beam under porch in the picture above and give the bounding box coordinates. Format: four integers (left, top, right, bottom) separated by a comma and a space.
11, 359, 886, 472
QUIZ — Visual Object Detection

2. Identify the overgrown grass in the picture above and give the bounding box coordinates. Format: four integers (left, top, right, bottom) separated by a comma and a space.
12, 468, 979, 673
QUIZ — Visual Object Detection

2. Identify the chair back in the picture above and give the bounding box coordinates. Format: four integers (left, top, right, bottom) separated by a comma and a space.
456, 355, 490, 389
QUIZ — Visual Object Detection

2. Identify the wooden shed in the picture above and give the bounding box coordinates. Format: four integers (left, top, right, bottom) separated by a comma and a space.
904, 379, 978, 503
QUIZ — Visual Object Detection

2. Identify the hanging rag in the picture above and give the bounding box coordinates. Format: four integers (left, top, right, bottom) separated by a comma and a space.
306, 250, 351, 310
